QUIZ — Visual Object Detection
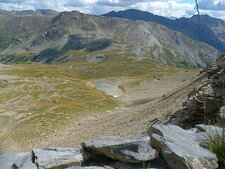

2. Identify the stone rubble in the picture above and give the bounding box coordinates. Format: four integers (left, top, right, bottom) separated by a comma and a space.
0, 124, 221, 169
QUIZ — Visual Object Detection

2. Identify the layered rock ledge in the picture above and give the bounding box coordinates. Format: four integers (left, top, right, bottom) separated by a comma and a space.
0, 124, 221, 169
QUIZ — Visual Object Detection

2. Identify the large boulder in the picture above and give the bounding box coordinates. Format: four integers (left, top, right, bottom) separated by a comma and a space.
149, 124, 218, 169
82, 136, 158, 163
0, 152, 37, 169
33, 147, 86, 169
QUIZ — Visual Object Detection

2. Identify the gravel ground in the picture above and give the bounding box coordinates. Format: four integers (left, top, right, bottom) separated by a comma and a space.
0, 70, 205, 154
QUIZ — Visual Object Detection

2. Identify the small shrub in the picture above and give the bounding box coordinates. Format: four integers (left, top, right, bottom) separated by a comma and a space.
118, 85, 126, 92
142, 161, 151, 169
206, 130, 225, 166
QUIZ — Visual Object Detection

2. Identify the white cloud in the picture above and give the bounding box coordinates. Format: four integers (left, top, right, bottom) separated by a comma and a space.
0, 0, 224, 20
199, 9, 225, 20
130, 1, 195, 18
199, 0, 225, 10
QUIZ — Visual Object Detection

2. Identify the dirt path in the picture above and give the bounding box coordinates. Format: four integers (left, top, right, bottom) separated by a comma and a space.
3, 70, 206, 153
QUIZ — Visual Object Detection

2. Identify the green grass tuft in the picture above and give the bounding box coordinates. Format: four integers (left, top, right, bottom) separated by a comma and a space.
207, 134, 225, 166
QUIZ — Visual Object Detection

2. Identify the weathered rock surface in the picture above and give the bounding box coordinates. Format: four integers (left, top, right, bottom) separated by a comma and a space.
33, 147, 85, 169
149, 124, 218, 169
0, 152, 37, 169
217, 106, 225, 127
82, 136, 158, 163
112, 158, 170, 169
195, 124, 224, 136
183, 54, 225, 124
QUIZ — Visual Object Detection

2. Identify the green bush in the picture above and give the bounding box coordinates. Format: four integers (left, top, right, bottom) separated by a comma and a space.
207, 130, 225, 166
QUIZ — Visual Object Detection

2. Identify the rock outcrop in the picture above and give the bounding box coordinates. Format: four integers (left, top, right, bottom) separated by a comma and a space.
184, 54, 225, 124
217, 106, 225, 127
0, 152, 37, 169
0, 125, 221, 169
195, 124, 224, 136
149, 124, 218, 169
82, 136, 158, 163
33, 147, 85, 169
0, 136, 161, 169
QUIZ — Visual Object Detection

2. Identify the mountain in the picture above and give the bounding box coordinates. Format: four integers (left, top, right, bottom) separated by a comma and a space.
0, 10, 220, 67
102, 9, 225, 52
0, 9, 58, 16
191, 14, 225, 43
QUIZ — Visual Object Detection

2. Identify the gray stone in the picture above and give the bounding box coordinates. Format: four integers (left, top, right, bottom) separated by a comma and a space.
65, 167, 105, 169
82, 136, 158, 163
183, 54, 225, 125
113, 160, 167, 169
0, 152, 37, 169
103, 166, 115, 169
149, 124, 218, 169
217, 106, 225, 126
33, 147, 85, 169
195, 124, 224, 136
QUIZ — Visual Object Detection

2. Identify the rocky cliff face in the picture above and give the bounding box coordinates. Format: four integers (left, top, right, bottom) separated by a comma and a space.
184, 54, 225, 124
0, 10, 220, 67
171, 54, 225, 126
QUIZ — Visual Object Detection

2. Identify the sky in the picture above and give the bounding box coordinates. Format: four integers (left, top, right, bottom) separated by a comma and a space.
0, 0, 225, 20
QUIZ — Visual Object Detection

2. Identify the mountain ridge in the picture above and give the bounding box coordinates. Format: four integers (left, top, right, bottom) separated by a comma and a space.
0, 9, 58, 16
0, 10, 221, 67
102, 9, 225, 52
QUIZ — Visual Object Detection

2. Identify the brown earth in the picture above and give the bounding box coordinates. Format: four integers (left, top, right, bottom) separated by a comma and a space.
1, 68, 205, 153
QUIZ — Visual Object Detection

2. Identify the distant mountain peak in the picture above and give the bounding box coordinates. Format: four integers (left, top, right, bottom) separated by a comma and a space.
0, 9, 219, 67
103, 9, 225, 52
0, 9, 58, 16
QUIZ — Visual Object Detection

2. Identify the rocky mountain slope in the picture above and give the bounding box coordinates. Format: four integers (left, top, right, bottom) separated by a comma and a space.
169, 54, 225, 128
103, 9, 225, 52
184, 54, 225, 125
0, 9, 58, 16
0, 10, 220, 67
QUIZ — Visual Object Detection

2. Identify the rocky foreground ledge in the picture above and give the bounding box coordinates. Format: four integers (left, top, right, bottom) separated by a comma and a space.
0, 124, 222, 169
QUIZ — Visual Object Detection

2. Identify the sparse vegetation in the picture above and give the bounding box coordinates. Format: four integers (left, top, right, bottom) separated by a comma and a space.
0, 63, 117, 142
206, 130, 225, 166
0, 58, 185, 144
118, 85, 126, 92
142, 161, 151, 169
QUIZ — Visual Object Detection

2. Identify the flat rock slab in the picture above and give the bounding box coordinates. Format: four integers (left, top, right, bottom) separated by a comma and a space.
33, 147, 85, 169
0, 152, 37, 169
149, 124, 218, 169
82, 136, 158, 163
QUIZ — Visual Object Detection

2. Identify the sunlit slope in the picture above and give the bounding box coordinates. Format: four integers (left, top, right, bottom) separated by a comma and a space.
0, 11, 220, 67
0, 64, 116, 143
0, 58, 184, 145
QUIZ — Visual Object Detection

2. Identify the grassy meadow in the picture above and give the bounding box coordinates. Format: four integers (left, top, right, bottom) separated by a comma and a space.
0, 50, 190, 148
